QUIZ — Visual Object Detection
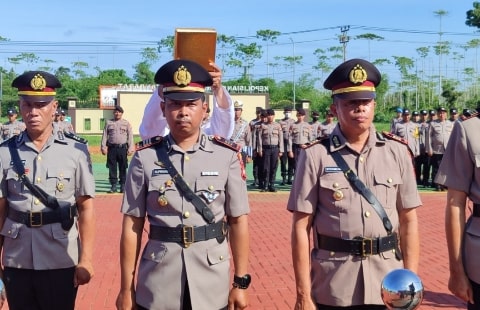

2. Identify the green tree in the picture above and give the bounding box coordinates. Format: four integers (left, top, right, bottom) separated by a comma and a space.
256, 29, 281, 78
354, 33, 385, 60
466, 2, 480, 28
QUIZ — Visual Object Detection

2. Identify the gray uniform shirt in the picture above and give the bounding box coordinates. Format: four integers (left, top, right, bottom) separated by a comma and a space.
121, 132, 250, 309
426, 119, 453, 154
101, 118, 134, 153
287, 125, 421, 306
393, 120, 420, 157
0, 131, 95, 269
435, 116, 480, 284
1, 120, 26, 141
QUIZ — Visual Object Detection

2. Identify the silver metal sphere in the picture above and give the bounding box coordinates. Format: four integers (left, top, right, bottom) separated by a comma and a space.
381, 269, 424, 310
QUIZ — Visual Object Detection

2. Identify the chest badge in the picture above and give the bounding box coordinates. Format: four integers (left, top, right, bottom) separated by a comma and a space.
202, 191, 219, 203
333, 190, 344, 201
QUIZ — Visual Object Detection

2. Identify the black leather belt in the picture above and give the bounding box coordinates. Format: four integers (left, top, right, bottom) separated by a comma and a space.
317, 233, 398, 257
107, 143, 126, 148
262, 145, 278, 149
149, 221, 227, 248
292, 143, 303, 148
473, 204, 480, 217
8, 205, 77, 228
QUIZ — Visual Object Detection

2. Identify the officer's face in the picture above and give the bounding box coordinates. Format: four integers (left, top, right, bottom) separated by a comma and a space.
161, 98, 207, 138
332, 97, 375, 135
234, 108, 242, 120
19, 98, 58, 135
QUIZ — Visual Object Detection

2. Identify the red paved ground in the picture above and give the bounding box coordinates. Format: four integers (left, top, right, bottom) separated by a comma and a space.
3, 191, 468, 309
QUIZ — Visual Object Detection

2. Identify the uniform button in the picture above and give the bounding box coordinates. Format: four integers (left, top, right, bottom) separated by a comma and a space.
185, 155, 190, 161
36, 177, 41, 183
183, 211, 190, 218
330, 251, 335, 257
219, 255, 224, 260
387, 178, 393, 183
159, 186, 165, 191
34, 199, 40, 205
37, 156, 42, 161
365, 211, 371, 217
392, 249, 396, 254
359, 156, 364, 163
60, 173, 64, 178
8, 230, 11, 234
150, 252, 155, 259
332, 182, 339, 189
208, 185, 214, 191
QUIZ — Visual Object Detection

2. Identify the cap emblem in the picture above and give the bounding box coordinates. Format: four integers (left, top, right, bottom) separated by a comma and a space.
173, 65, 192, 87
30, 74, 47, 90
349, 64, 367, 84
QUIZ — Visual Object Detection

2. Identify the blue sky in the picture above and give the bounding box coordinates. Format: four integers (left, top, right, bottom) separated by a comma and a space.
1, 0, 479, 86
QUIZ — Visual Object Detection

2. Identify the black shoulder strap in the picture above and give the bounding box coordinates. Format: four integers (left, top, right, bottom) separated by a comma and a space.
154, 141, 215, 224
321, 139, 393, 233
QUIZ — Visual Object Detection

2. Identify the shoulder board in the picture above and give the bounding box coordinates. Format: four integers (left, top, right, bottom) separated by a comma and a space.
381, 131, 408, 146
135, 136, 163, 151
64, 131, 88, 144
212, 135, 241, 151
303, 137, 328, 149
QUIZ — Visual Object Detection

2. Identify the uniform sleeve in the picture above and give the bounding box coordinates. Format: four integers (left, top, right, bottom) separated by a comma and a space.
121, 151, 147, 217
101, 122, 108, 148
127, 121, 134, 153
435, 121, 472, 192
75, 143, 96, 198
206, 86, 234, 138
225, 151, 250, 217
138, 88, 168, 140
287, 146, 319, 214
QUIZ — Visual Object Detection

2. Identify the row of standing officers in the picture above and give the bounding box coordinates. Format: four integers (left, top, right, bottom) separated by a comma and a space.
230, 103, 336, 192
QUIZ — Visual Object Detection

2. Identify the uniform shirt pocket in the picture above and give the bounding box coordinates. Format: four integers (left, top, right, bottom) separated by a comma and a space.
142, 242, 168, 263
319, 173, 350, 212
0, 218, 21, 239
47, 168, 73, 197
5, 168, 24, 194
207, 242, 230, 265
195, 179, 226, 206
373, 170, 403, 210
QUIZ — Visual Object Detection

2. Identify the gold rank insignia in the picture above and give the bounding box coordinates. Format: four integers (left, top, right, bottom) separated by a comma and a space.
333, 190, 344, 201
349, 64, 367, 84
158, 195, 168, 207
30, 74, 47, 90
56, 182, 64, 192
165, 179, 173, 187
173, 65, 191, 87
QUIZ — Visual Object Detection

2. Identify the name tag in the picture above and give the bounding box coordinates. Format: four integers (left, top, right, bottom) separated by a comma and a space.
152, 168, 169, 177
324, 167, 342, 173
201, 171, 219, 176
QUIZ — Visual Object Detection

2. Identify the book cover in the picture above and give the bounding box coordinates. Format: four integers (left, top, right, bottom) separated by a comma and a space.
174, 28, 217, 71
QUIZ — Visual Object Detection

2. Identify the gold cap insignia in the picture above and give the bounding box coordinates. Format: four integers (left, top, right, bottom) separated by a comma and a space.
173, 65, 191, 87
30, 74, 47, 90
349, 64, 367, 84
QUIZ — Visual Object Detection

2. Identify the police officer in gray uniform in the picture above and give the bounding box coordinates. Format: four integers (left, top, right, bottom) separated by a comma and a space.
1, 107, 25, 141
116, 59, 250, 310
435, 108, 480, 309
289, 59, 420, 309
0, 71, 95, 310
100, 106, 134, 193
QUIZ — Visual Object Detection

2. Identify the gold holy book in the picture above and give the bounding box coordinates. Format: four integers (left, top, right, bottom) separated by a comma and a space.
174, 28, 217, 71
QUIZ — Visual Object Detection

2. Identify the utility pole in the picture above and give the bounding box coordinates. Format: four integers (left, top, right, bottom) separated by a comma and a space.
289, 37, 296, 109
339, 26, 350, 62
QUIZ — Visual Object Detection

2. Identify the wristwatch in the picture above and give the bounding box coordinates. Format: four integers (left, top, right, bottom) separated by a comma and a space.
233, 274, 251, 289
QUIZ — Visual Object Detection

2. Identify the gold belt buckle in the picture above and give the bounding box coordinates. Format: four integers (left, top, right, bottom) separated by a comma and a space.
30, 211, 43, 227
361, 237, 373, 257
182, 225, 194, 248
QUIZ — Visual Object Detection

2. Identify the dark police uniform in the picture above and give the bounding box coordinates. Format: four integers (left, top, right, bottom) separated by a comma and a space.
278, 107, 295, 185
100, 105, 134, 193
119, 59, 250, 310
0, 71, 95, 310
289, 59, 421, 309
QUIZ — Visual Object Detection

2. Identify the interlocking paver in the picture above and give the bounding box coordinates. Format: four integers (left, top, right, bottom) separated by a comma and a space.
2, 191, 468, 309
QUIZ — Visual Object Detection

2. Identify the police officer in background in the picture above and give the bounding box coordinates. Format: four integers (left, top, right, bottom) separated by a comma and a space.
426, 106, 453, 191
289, 59, 420, 309
288, 108, 312, 183
1, 107, 25, 141
230, 100, 251, 165
309, 111, 321, 140
390, 107, 403, 132
116, 59, 250, 310
278, 106, 295, 185
0, 71, 95, 310
249, 107, 263, 187
416, 109, 431, 187
101, 105, 134, 193
57, 109, 75, 133
435, 108, 480, 309
258, 109, 283, 192
449, 107, 459, 122
392, 109, 420, 158
252, 109, 268, 189
318, 109, 337, 139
